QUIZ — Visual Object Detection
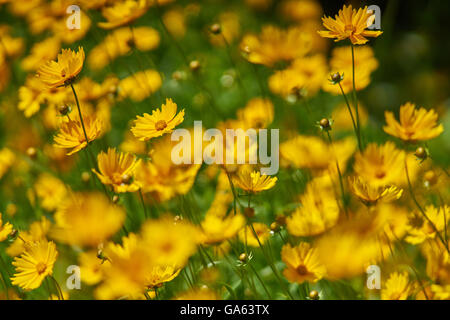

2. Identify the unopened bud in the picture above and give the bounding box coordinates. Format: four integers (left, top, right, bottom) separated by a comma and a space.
309, 290, 319, 300
26, 147, 37, 159
58, 105, 71, 116
239, 253, 248, 262
189, 60, 201, 71
81, 171, 90, 183
415, 147, 427, 160
210, 23, 221, 34
244, 207, 255, 218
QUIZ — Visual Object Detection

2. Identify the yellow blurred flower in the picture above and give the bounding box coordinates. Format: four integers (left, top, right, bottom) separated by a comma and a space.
421, 240, 450, 285
51, 192, 125, 247
119, 69, 162, 102
281, 0, 323, 22
0, 213, 13, 242
318, 5, 382, 45
34, 173, 68, 211
7, 217, 51, 257
37, 47, 85, 88
348, 176, 403, 206
53, 115, 103, 155
281, 242, 326, 284
98, 0, 149, 29
381, 272, 412, 300
239, 223, 270, 247
163, 8, 186, 38
21, 37, 60, 72
175, 287, 220, 300
92, 148, 141, 193
405, 205, 449, 245
79, 250, 106, 285
331, 102, 368, 131
209, 11, 240, 46
237, 97, 274, 129
11, 239, 58, 291
131, 98, 184, 141
384, 102, 444, 142
240, 25, 311, 67
286, 179, 339, 237
199, 211, 245, 245
0, 147, 15, 179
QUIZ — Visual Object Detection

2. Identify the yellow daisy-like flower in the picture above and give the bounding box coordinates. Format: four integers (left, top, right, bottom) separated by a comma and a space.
0, 213, 13, 242
119, 69, 162, 102
92, 148, 141, 193
281, 242, 326, 284
36, 47, 85, 88
318, 5, 382, 45
98, 0, 149, 29
348, 176, 403, 206
175, 287, 220, 300
233, 167, 277, 193
199, 212, 245, 245
383, 102, 444, 142
237, 97, 274, 129
381, 272, 412, 300
405, 205, 449, 245
239, 223, 270, 247
11, 239, 58, 291
131, 98, 184, 141
53, 115, 103, 155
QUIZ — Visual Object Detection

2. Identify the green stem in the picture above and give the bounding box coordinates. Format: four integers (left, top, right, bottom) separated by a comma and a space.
338, 82, 361, 151
50, 275, 64, 300
350, 44, 363, 150
70, 83, 89, 146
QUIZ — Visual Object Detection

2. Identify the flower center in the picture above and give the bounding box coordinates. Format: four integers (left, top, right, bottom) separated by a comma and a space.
155, 120, 168, 131
36, 262, 47, 275
296, 265, 308, 275
375, 171, 386, 179
344, 24, 356, 33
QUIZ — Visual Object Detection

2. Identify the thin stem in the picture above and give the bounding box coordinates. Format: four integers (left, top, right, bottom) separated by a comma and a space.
248, 263, 272, 299
70, 83, 89, 146
350, 44, 362, 149
226, 171, 238, 216
404, 158, 449, 252
49, 275, 64, 300
138, 189, 149, 219
338, 81, 361, 151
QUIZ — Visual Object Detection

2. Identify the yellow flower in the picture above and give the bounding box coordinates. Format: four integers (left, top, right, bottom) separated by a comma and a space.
237, 97, 274, 129
6, 217, 51, 257
0, 147, 15, 179
37, 47, 85, 88
119, 69, 162, 102
348, 176, 403, 206
240, 25, 311, 67
175, 287, 220, 300
199, 212, 245, 245
233, 167, 277, 193
381, 272, 412, 300
163, 8, 187, 38
421, 240, 450, 284
53, 115, 103, 155
331, 102, 368, 131
51, 192, 125, 247
141, 215, 198, 267
145, 265, 181, 289
208, 11, 240, 46
98, 0, 149, 29
34, 173, 68, 211
92, 148, 141, 193
330, 45, 379, 74
384, 102, 444, 142
131, 98, 184, 141
405, 206, 449, 245
21, 37, 61, 72
281, 242, 326, 284
239, 223, 270, 247
286, 179, 339, 237
353, 142, 405, 187
11, 239, 58, 291
318, 5, 382, 45
78, 250, 106, 285
136, 135, 201, 202
0, 213, 13, 242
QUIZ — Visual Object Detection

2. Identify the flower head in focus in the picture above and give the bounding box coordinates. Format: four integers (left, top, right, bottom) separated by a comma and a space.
233, 166, 277, 193
381, 272, 412, 300
98, 0, 149, 29
0, 213, 13, 242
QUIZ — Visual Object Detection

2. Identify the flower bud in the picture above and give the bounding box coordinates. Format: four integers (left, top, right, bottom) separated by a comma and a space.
239, 253, 248, 262
309, 290, 319, 300
189, 60, 201, 71
415, 147, 427, 160
210, 23, 221, 34
26, 147, 37, 159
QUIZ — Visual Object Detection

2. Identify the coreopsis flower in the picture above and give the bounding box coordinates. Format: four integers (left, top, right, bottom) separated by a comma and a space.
281, 242, 326, 284
199, 211, 245, 245
21, 37, 60, 72
281, 0, 323, 22
163, 8, 187, 38
6, 217, 51, 257
92, 148, 141, 193
239, 223, 270, 247
119, 69, 162, 102
51, 11, 91, 44
175, 287, 220, 300
280, 135, 356, 173
240, 25, 311, 67
353, 142, 405, 187
36, 47, 85, 88
78, 250, 106, 285
318, 5, 383, 45
405, 205, 449, 245
233, 167, 277, 193
131, 98, 184, 141
141, 215, 199, 267
348, 176, 403, 206
286, 179, 339, 237
421, 240, 450, 284
331, 102, 368, 131
269, 54, 328, 99
0, 147, 15, 179
53, 115, 103, 155
381, 272, 412, 300
136, 135, 201, 202
383, 102, 444, 142
330, 45, 379, 73
0, 213, 13, 242
51, 192, 125, 247
11, 239, 58, 290
98, 0, 149, 29
33, 173, 68, 211
237, 97, 274, 129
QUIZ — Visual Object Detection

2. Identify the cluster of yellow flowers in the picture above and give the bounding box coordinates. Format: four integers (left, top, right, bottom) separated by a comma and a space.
0, 0, 448, 301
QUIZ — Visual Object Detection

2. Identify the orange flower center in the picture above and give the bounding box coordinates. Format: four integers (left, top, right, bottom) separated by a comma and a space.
296, 265, 308, 275
344, 24, 356, 34
36, 262, 47, 275
155, 120, 168, 131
